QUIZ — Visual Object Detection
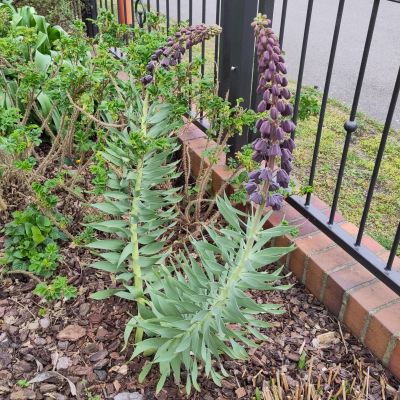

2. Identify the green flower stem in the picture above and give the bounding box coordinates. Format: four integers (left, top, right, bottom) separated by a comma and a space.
131, 93, 149, 344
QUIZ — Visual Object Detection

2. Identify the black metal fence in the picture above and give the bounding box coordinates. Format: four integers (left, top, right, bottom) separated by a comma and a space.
82, 0, 400, 295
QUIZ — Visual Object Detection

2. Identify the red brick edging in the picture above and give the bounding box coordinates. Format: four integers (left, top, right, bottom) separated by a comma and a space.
178, 122, 400, 380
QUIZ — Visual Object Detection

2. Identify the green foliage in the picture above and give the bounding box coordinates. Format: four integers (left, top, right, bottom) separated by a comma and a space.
295, 86, 320, 121
127, 196, 294, 394
2, 207, 63, 274
16, 379, 30, 388
88, 93, 182, 303
34, 276, 77, 301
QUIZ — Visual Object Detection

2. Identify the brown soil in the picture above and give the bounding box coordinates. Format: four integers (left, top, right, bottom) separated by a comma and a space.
1, 260, 399, 400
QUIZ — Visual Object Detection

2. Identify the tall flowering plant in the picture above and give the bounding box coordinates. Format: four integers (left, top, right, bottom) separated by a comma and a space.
246, 14, 296, 211
141, 24, 222, 85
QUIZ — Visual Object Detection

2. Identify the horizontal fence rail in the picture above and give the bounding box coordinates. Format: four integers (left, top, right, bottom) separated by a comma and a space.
81, 0, 400, 294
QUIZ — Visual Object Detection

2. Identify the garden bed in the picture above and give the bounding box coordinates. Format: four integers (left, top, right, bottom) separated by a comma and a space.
1, 4, 400, 400
1, 266, 400, 399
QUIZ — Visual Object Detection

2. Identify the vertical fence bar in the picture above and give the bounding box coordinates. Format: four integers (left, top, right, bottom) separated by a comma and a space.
201, 0, 206, 77
218, 0, 262, 155
355, 66, 400, 246
177, 0, 181, 23
189, 0, 193, 63
156, 0, 160, 13
250, 0, 275, 117
83, 0, 98, 37
329, 0, 381, 225
214, 0, 221, 84
387, 223, 400, 271
279, 0, 288, 49
305, 0, 345, 207
111, 0, 115, 15
131, 0, 136, 28
166, 0, 170, 33
105, 0, 108, 10
292, 0, 314, 138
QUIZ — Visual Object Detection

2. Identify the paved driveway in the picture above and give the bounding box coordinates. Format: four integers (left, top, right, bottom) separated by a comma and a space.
148, 0, 400, 128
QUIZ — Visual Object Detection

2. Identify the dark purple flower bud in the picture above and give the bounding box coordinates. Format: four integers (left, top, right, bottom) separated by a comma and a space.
267, 193, 284, 211
151, 54, 158, 60
146, 62, 155, 72
170, 59, 177, 66
281, 159, 293, 174
252, 151, 264, 163
270, 181, 280, 191
259, 77, 267, 86
281, 87, 290, 100
273, 127, 284, 141
155, 49, 163, 57
250, 191, 263, 205
257, 43, 265, 55
263, 51, 270, 62
161, 58, 170, 68
256, 119, 264, 130
282, 104, 293, 117
278, 62, 287, 74
256, 85, 264, 94
281, 120, 293, 133
254, 139, 268, 153
269, 61, 276, 73
186, 40, 193, 49
270, 107, 279, 120
276, 169, 290, 188
281, 148, 292, 162
245, 182, 258, 194
275, 74, 282, 85
258, 100, 267, 113
272, 52, 280, 63
273, 45, 281, 54
263, 90, 271, 102
285, 139, 296, 153
249, 170, 261, 182
276, 100, 286, 113
271, 85, 280, 96
261, 35, 267, 45
281, 77, 288, 87
268, 143, 282, 157
268, 37, 275, 46
265, 70, 272, 81
260, 168, 273, 182
141, 75, 153, 85
260, 121, 271, 136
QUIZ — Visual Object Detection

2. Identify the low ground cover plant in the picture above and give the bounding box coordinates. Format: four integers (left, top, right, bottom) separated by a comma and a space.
0, 3, 298, 395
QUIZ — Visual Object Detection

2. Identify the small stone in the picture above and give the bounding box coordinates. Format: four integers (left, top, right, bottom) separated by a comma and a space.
57, 325, 86, 342
10, 389, 36, 400
114, 393, 143, 400
94, 369, 107, 381
53, 394, 67, 400
8, 325, 18, 335
79, 303, 91, 316
56, 356, 72, 370
39, 318, 50, 330
39, 383, 57, 393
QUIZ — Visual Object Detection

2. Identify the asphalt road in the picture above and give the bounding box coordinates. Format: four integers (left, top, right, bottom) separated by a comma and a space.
148, 0, 400, 128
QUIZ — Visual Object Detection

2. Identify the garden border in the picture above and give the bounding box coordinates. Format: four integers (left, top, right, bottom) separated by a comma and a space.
178, 121, 400, 380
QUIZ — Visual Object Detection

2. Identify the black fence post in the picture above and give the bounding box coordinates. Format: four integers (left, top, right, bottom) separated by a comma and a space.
82, 0, 99, 38
218, 0, 274, 156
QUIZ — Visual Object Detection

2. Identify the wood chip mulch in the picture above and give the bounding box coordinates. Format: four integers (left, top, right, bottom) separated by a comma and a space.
1, 260, 399, 400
